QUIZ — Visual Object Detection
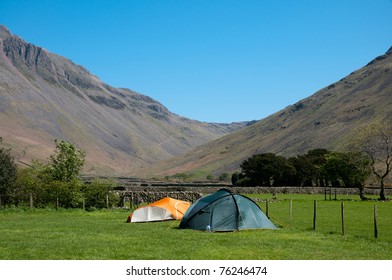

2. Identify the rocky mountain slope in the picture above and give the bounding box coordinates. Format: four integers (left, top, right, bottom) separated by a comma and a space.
144, 45, 392, 178
0, 25, 248, 175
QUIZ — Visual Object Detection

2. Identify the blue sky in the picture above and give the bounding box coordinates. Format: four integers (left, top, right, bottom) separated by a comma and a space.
1, 0, 392, 123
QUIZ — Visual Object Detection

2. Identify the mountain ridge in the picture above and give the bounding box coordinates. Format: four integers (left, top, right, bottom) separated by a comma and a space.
0, 25, 249, 175
142, 45, 392, 178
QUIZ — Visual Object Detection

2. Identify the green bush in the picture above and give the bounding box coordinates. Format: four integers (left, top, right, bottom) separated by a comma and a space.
82, 178, 118, 209
0, 141, 17, 206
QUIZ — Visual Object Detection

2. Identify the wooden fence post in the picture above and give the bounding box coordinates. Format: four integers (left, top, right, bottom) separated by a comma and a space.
30, 193, 33, 208
313, 200, 317, 230
341, 202, 345, 236
106, 194, 109, 209
374, 204, 378, 239
266, 199, 269, 219
289, 199, 293, 225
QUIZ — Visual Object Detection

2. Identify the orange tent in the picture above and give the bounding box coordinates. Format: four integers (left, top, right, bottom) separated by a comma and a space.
126, 197, 191, 223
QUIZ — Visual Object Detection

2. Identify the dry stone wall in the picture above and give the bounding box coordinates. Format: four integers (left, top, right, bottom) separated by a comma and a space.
115, 183, 391, 207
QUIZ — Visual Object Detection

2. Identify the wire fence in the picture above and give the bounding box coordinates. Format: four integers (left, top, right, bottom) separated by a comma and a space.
257, 197, 392, 240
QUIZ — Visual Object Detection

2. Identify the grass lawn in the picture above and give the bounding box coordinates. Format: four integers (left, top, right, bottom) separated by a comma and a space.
0, 194, 391, 260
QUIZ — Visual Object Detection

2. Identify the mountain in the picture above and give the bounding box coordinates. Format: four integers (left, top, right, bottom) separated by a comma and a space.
143, 45, 392, 179
0, 25, 248, 175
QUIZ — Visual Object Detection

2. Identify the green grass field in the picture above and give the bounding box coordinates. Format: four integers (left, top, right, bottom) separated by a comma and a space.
0, 194, 391, 260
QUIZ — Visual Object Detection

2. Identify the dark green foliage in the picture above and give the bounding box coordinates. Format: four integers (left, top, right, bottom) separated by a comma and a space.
322, 152, 371, 200
239, 153, 296, 186
231, 172, 239, 185
13, 164, 118, 209
49, 139, 86, 182
52, 179, 83, 208
289, 149, 330, 187
236, 149, 373, 199
12, 161, 84, 208
82, 179, 118, 209
322, 152, 371, 187
3, 139, 119, 209
0, 139, 17, 206
13, 161, 51, 207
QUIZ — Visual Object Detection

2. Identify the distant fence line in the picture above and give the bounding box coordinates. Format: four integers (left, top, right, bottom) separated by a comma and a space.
113, 184, 392, 197
119, 191, 202, 208
114, 185, 391, 209
85, 176, 392, 196
6, 183, 389, 209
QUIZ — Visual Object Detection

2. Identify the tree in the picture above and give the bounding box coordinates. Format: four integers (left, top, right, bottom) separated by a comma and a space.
322, 152, 371, 200
240, 153, 273, 186
49, 139, 86, 182
45, 140, 86, 208
231, 172, 240, 186
305, 149, 330, 186
345, 152, 372, 200
288, 155, 313, 186
240, 153, 293, 186
288, 149, 330, 187
0, 138, 17, 206
349, 121, 392, 200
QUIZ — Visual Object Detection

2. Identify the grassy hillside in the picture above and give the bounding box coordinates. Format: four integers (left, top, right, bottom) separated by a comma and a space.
143, 46, 392, 179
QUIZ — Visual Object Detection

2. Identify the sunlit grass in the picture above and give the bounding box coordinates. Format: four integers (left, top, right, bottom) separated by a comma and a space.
0, 194, 391, 260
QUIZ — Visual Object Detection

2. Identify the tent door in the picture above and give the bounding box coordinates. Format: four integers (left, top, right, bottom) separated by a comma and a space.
210, 198, 237, 231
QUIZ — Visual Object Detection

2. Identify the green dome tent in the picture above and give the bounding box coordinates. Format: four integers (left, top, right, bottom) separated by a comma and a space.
179, 189, 277, 231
